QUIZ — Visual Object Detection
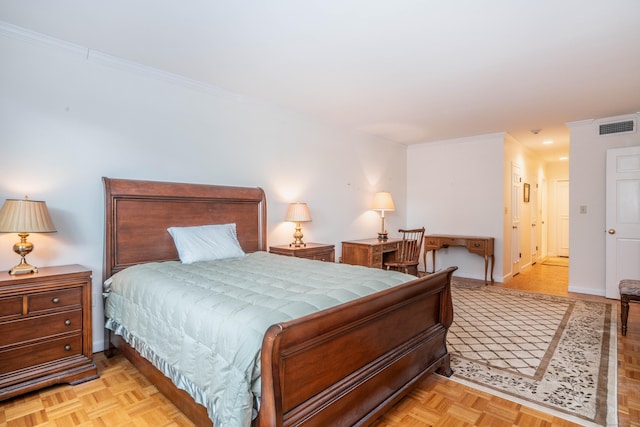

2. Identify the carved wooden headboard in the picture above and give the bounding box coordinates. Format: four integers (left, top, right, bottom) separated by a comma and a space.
103, 177, 267, 281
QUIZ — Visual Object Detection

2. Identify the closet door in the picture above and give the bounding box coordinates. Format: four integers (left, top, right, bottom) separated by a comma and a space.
605, 146, 640, 299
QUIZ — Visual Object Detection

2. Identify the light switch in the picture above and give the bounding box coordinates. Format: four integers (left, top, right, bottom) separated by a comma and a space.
579, 205, 587, 214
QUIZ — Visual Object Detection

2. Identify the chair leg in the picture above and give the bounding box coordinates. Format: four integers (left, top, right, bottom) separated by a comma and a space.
621, 295, 630, 336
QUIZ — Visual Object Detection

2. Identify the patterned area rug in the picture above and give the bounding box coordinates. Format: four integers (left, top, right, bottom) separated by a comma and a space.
448, 279, 617, 427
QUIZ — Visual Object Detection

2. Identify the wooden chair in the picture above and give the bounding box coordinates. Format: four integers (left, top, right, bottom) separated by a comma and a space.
385, 227, 425, 276
620, 279, 640, 336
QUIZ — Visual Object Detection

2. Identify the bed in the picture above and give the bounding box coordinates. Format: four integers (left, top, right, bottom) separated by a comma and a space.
102, 177, 456, 427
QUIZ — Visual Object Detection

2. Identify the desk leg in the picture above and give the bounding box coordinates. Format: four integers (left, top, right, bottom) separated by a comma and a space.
431, 250, 436, 274
423, 250, 426, 275
483, 254, 495, 284
423, 249, 437, 274
490, 254, 494, 282
484, 255, 489, 284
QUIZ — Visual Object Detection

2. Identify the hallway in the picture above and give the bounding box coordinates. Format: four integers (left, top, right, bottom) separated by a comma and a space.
502, 256, 569, 296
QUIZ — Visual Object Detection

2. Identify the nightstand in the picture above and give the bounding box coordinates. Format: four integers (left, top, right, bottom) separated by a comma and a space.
269, 243, 335, 262
0, 264, 98, 400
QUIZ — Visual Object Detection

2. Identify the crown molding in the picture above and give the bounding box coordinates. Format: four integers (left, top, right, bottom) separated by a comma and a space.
85, 49, 239, 99
0, 20, 240, 100
0, 20, 87, 57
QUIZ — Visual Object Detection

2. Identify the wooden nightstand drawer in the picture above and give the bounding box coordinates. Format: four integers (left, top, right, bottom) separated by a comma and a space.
0, 334, 82, 375
307, 252, 333, 262
28, 287, 82, 313
0, 309, 82, 347
0, 296, 22, 319
0, 265, 97, 400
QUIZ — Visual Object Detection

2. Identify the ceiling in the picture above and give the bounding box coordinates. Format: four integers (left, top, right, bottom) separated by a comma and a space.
2, 1, 640, 162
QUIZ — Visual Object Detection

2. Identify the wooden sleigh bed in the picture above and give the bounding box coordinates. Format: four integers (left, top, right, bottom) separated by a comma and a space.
102, 177, 455, 427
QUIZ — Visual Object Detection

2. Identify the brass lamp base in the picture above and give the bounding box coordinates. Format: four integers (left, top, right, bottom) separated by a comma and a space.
377, 215, 389, 240
289, 222, 306, 247
9, 259, 38, 275
9, 233, 39, 275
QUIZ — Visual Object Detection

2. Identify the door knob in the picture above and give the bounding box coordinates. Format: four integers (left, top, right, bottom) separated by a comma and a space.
608, 229, 616, 234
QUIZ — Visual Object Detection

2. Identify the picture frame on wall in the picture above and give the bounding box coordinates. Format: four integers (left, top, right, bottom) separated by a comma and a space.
523, 183, 530, 203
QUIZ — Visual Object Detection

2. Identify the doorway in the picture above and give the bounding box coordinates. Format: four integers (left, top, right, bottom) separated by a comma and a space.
506, 168, 570, 294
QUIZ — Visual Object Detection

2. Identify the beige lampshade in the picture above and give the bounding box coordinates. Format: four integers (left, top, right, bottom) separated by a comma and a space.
372, 192, 395, 212
0, 197, 57, 233
284, 203, 312, 223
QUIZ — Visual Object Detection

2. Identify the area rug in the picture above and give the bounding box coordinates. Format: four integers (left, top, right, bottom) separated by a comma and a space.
447, 279, 617, 427
541, 256, 569, 267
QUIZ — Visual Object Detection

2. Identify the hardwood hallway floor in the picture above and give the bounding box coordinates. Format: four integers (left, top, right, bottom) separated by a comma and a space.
1, 259, 638, 426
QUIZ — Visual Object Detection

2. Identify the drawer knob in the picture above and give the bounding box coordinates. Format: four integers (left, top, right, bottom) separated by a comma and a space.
64, 345, 71, 351
65, 319, 71, 326
473, 243, 481, 247
52, 297, 60, 304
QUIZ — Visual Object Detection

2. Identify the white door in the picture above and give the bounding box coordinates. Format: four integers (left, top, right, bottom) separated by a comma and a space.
605, 146, 640, 299
556, 180, 570, 257
511, 163, 522, 276
531, 183, 539, 264
541, 178, 548, 257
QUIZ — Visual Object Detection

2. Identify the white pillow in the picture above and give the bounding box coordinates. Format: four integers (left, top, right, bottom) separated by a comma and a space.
167, 223, 246, 264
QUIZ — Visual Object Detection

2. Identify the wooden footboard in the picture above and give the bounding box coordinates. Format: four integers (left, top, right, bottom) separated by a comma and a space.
258, 267, 456, 427
108, 266, 455, 427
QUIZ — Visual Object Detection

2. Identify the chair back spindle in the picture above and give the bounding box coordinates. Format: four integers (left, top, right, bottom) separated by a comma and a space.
384, 227, 425, 276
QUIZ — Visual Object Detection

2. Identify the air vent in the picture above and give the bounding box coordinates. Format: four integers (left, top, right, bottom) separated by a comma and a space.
599, 120, 636, 135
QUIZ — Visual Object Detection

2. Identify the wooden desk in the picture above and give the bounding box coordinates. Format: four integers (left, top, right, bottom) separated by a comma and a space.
341, 238, 402, 269
423, 234, 494, 283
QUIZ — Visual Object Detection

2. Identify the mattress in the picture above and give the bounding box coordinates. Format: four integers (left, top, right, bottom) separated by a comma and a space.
103, 251, 415, 427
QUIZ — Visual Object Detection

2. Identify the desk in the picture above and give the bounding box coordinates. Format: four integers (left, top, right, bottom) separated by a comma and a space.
341, 238, 402, 269
423, 234, 494, 283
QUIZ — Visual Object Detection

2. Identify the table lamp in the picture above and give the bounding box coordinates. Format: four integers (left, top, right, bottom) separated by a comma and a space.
372, 192, 395, 240
285, 202, 312, 247
0, 196, 57, 275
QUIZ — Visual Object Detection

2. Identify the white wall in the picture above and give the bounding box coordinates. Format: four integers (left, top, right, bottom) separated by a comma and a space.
0, 26, 408, 351
568, 114, 640, 296
407, 134, 504, 281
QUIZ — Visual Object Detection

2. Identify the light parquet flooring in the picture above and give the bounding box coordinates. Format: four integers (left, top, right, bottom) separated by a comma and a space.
1, 259, 639, 426
0, 354, 194, 427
